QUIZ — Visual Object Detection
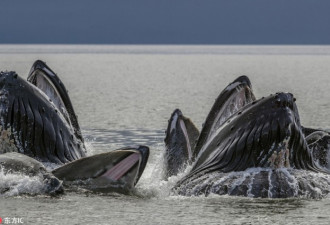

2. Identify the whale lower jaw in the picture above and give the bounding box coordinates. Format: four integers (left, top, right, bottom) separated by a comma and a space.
174, 168, 330, 198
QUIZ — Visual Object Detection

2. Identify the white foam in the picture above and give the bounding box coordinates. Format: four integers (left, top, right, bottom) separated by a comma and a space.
0, 168, 49, 197
135, 144, 192, 198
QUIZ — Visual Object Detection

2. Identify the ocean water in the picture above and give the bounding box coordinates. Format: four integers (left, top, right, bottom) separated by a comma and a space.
1, 45, 330, 224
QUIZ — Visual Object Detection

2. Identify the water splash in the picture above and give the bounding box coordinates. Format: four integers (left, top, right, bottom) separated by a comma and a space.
135, 143, 192, 198
118, 138, 330, 199
0, 168, 51, 197
175, 167, 330, 198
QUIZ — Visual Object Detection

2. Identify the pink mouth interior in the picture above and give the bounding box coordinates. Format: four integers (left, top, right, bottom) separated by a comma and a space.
101, 153, 140, 181
179, 120, 192, 159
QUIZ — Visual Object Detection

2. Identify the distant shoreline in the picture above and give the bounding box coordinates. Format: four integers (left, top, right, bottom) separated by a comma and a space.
1, 44, 330, 55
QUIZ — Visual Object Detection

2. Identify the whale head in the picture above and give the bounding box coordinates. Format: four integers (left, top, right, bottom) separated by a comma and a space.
164, 109, 199, 178
189, 92, 319, 179
0, 60, 86, 164
52, 146, 150, 193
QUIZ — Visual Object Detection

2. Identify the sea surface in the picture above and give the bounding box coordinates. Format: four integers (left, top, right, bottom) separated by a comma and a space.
1, 45, 330, 224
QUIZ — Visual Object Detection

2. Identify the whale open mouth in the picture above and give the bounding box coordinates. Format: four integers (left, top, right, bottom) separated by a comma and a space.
114, 145, 149, 186
211, 76, 256, 132
194, 76, 256, 159
52, 146, 149, 192
166, 109, 199, 160
100, 152, 140, 181
28, 65, 70, 125
27, 60, 81, 135
164, 109, 200, 178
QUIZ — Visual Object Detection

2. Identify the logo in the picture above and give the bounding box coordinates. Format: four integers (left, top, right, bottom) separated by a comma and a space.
0, 217, 23, 224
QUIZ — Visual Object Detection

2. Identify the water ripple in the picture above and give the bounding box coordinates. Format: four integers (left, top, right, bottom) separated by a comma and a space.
82, 128, 165, 154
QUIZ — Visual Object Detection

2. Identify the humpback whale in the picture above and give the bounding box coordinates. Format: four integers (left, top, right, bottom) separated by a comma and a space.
0, 60, 149, 195
165, 76, 330, 198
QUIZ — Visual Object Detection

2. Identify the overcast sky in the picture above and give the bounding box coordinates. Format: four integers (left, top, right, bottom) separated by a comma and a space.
1, 0, 329, 44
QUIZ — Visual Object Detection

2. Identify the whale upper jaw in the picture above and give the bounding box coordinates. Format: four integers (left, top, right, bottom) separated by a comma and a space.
52, 146, 149, 193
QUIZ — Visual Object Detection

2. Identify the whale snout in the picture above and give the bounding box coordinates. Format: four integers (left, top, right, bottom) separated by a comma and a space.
0, 71, 20, 89
272, 92, 295, 109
